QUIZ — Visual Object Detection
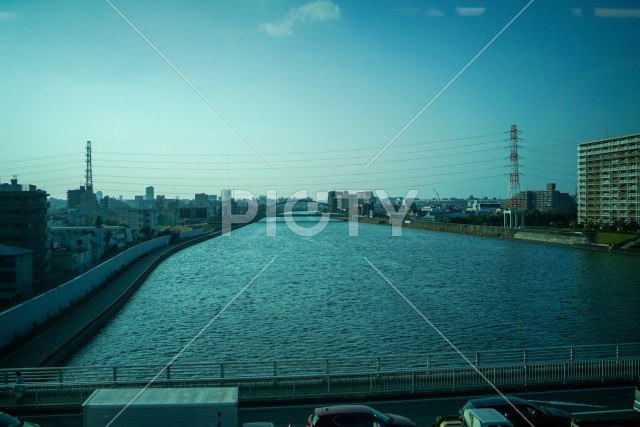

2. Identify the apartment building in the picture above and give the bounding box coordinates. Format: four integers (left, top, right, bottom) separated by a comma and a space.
127, 208, 158, 238
577, 133, 640, 225
0, 178, 51, 281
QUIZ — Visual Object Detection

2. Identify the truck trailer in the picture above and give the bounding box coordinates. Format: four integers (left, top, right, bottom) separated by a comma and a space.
82, 386, 238, 427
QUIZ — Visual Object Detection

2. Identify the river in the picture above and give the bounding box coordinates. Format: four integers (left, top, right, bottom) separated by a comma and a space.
67, 219, 640, 366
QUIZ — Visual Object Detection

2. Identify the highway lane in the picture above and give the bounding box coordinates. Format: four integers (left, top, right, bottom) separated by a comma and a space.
19, 385, 638, 427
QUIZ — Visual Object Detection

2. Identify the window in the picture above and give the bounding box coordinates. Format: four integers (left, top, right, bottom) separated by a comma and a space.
354, 416, 374, 427
0, 256, 16, 268
333, 415, 359, 427
0, 271, 17, 283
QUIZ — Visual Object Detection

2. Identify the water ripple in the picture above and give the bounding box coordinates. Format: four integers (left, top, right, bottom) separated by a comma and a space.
68, 221, 640, 366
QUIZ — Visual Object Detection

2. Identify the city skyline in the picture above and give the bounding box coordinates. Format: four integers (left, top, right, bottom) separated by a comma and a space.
1, 1, 639, 200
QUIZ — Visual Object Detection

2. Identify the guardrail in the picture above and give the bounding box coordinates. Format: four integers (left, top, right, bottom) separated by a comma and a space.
3, 342, 639, 384
0, 343, 639, 410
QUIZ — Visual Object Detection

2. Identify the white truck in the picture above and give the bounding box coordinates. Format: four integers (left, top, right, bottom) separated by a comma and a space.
463, 409, 514, 427
82, 386, 238, 427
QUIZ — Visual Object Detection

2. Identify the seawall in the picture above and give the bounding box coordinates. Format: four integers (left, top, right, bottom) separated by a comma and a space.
0, 225, 242, 368
0, 236, 172, 354
351, 217, 601, 248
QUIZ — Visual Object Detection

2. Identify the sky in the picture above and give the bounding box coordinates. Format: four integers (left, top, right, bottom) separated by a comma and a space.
1, 0, 639, 201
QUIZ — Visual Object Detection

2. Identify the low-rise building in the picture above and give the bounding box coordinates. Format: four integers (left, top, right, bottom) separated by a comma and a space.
509, 183, 575, 213
50, 225, 133, 269
127, 208, 158, 239
467, 198, 503, 214
51, 247, 92, 272
0, 244, 33, 305
0, 177, 51, 282
67, 185, 99, 226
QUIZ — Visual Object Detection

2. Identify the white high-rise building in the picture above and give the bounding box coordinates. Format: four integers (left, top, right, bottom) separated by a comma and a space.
577, 133, 640, 225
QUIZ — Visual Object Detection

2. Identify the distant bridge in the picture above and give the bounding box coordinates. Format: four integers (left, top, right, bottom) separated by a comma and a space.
270, 200, 347, 217
280, 210, 322, 216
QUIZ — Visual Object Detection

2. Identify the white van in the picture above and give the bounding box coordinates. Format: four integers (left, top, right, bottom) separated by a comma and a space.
463, 408, 514, 427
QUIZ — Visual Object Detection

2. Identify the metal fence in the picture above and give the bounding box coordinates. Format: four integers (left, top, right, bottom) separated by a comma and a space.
1, 342, 639, 410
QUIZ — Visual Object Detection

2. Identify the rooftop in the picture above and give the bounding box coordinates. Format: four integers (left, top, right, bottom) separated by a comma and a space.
0, 244, 33, 256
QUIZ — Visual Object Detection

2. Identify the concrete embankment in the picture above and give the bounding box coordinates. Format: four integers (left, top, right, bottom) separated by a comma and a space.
513, 230, 591, 245
353, 217, 518, 239
0, 226, 235, 368
350, 217, 635, 250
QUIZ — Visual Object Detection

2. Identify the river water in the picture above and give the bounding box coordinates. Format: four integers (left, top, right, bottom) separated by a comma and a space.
67, 219, 640, 366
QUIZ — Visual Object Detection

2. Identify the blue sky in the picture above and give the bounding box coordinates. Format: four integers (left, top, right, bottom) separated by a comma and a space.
1, 1, 639, 201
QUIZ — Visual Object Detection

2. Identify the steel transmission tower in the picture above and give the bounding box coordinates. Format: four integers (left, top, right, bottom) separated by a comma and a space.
85, 140, 93, 191
507, 125, 521, 207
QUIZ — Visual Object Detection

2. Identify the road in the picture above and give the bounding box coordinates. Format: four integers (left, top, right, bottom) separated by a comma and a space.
19, 386, 638, 427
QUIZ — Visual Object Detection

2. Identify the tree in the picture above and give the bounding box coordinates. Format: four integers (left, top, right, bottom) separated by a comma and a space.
625, 220, 639, 232
584, 221, 598, 231
139, 226, 151, 239
612, 218, 626, 232
94, 215, 103, 227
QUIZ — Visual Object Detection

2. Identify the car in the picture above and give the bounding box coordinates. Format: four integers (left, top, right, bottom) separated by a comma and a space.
307, 405, 417, 427
0, 412, 40, 427
459, 396, 572, 427
634, 377, 640, 416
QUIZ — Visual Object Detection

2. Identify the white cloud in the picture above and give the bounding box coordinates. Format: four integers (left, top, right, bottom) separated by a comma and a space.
455, 7, 486, 17
260, 0, 341, 37
0, 11, 18, 21
571, 8, 583, 18
594, 8, 640, 18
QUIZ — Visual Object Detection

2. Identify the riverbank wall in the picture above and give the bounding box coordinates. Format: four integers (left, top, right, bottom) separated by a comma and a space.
0, 225, 238, 368
351, 217, 615, 248
0, 236, 172, 354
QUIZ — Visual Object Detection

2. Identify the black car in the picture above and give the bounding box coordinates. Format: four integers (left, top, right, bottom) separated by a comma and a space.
0, 412, 40, 427
307, 405, 417, 427
460, 396, 572, 427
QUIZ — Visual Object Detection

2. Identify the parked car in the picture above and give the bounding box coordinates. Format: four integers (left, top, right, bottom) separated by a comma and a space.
634, 377, 640, 416
307, 405, 417, 427
459, 396, 572, 427
0, 412, 40, 427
